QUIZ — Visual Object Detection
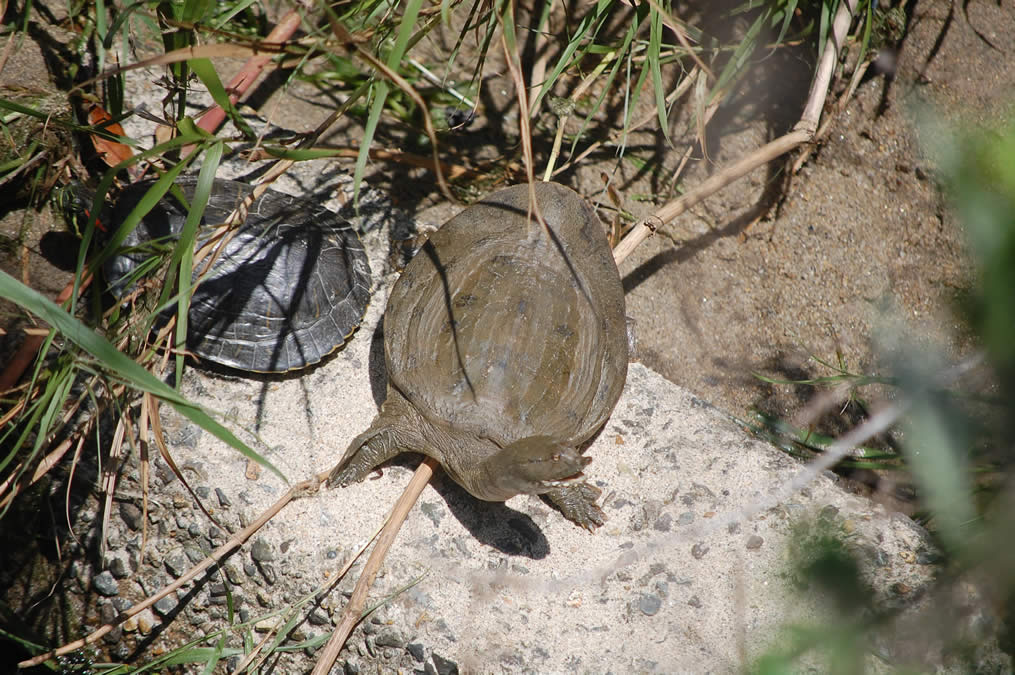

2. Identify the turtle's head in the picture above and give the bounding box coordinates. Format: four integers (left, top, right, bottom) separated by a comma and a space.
472, 436, 591, 501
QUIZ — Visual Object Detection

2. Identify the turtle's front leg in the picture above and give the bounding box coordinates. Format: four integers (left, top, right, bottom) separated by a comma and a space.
326, 423, 402, 487
328, 388, 424, 487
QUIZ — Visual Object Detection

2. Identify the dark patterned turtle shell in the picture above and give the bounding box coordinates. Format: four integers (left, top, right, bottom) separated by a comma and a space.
105, 177, 371, 373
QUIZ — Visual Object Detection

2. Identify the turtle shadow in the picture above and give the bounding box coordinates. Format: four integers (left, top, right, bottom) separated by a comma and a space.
428, 472, 551, 560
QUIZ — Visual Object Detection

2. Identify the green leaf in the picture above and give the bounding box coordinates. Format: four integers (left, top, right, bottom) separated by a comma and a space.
188, 58, 257, 139
172, 141, 223, 386
648, 6, 669, 142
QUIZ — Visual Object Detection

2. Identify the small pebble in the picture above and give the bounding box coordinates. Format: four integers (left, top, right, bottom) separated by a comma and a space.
429, 652, 460, 675
109, 556, 130, 579
136, 611, 155, 635
746, 535, 764, 550
691, 543, 710, 560
119, 503, 143, 531
638, 593, 662, 616
892, 582, 912, 596
92, 571, 119, 597
407, 642, 426, 662
688, 595, 703, 608
308, 609, 331, 626
153, 594, 178, 617
259, 563, 277, 585
254, 618, 278, 633
223, 562, 245, 586
375, 627, 408, 649
165, 552, 189, 578
251, 538, 274, 562
215, 488, 231, 507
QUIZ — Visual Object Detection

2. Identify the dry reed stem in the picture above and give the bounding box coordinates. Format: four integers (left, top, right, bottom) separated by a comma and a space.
311, 458, 439, 674
612, 0, 858, 267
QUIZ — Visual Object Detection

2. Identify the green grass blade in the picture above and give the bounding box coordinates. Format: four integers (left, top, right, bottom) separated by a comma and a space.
188, 57, 256, 139
529, 0, 612, 115
648, 6, 669, 142
172, 141, 223, 386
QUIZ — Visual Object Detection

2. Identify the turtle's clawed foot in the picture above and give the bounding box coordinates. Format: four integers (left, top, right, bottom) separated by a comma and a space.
544, 483, 606, 531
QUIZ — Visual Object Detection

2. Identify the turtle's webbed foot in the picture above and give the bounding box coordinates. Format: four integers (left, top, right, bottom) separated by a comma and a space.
544, 483, 606, 531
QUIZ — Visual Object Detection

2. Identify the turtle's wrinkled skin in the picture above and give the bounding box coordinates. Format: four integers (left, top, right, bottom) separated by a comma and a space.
328, 182, 627, 529
106, 178, 371, 373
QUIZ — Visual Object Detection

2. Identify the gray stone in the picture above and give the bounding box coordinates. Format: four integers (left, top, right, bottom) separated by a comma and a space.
251, 538, 274, 562
223, 562, 244, 586
638, 593, 662, 616
92, 571, 119, 597
746, 535, 764, 550
375, 627, 408, 649
308, 609, 331, 626
407, 642, 426, 662
108, 555, 130, 580
165, 551, 188, 578
119, 502, 143, 531
215, 487, 231, 507
153, 593, 178, 617
429, 652, 459, 675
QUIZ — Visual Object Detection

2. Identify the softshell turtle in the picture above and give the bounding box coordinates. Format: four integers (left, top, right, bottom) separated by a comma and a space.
104, 177, 371, 373
328, 182, 627, 529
